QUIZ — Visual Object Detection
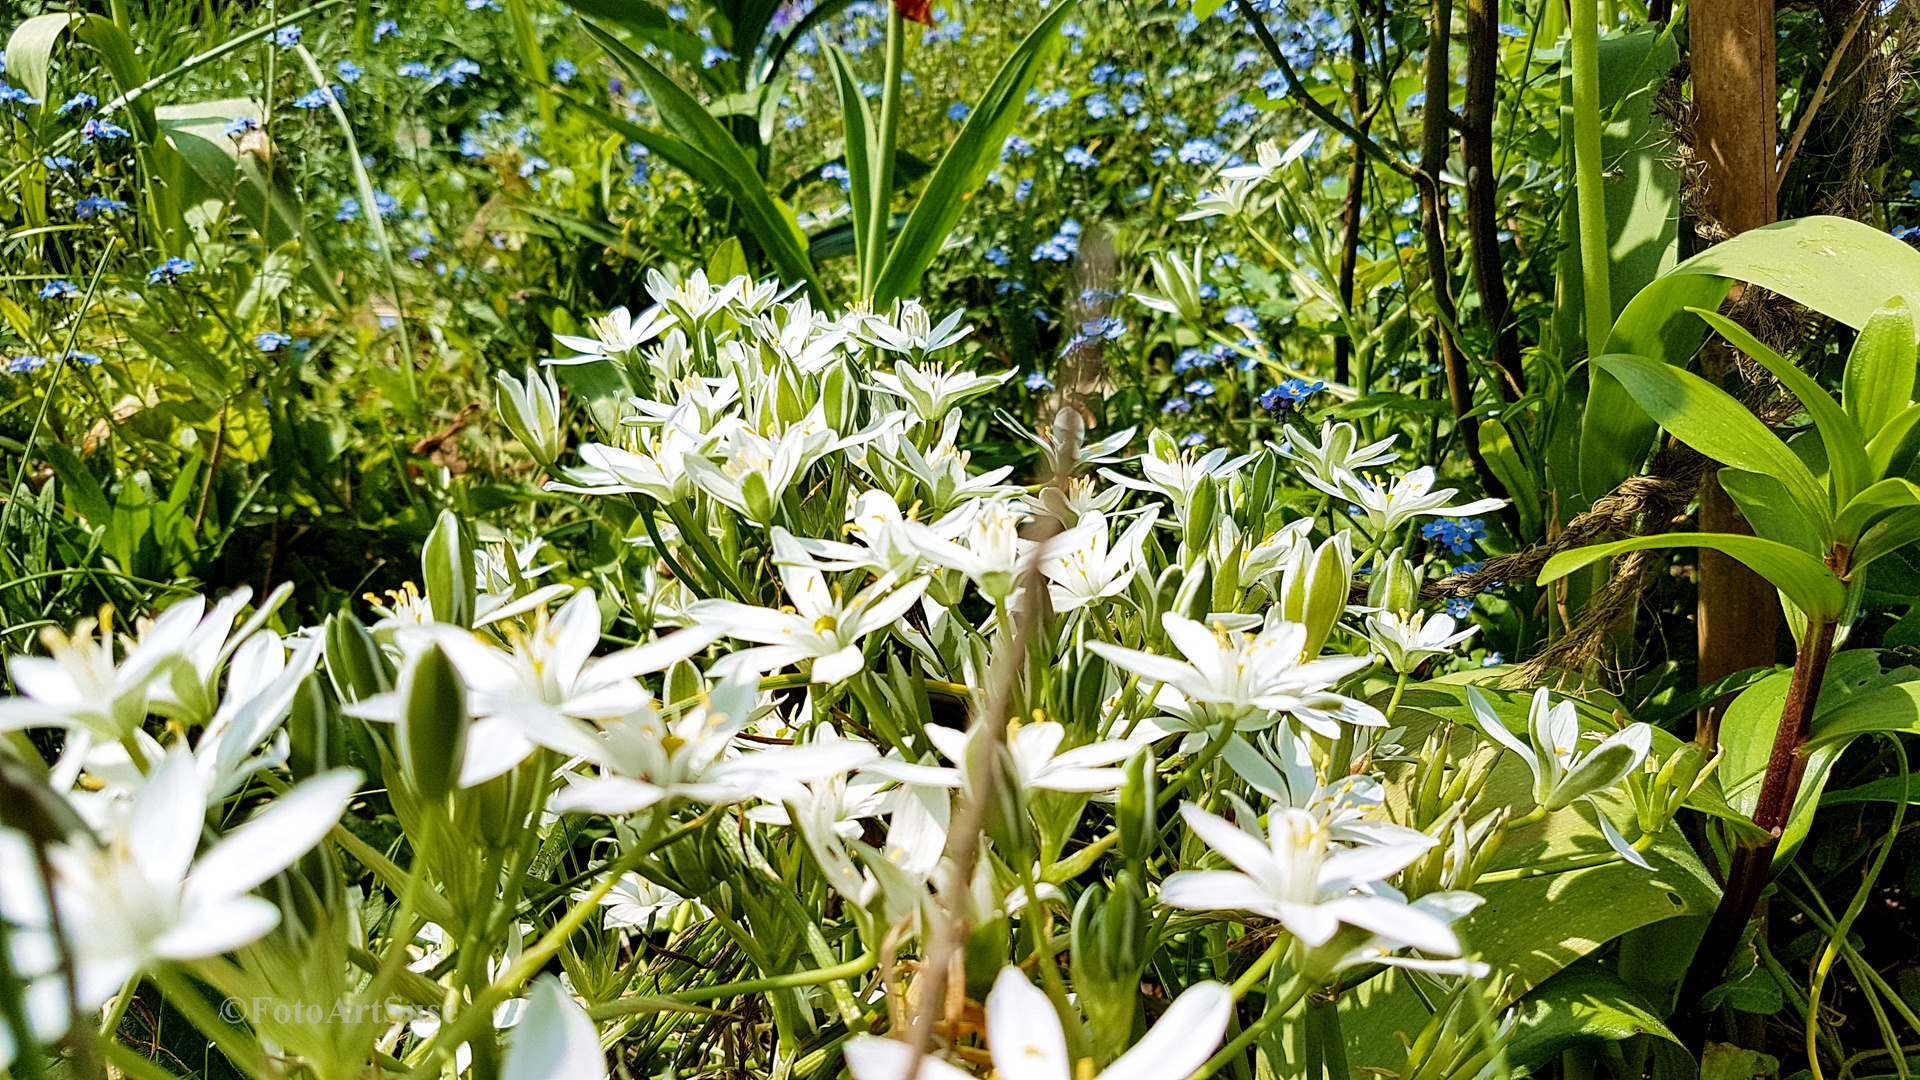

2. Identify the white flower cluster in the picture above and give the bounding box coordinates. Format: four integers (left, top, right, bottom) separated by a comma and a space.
0, 272, 1671, 1080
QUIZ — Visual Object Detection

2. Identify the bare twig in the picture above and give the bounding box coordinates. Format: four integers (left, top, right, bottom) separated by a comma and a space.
900, 408, 1080, 1074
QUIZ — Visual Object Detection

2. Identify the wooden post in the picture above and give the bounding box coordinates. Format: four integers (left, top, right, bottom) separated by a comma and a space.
1691, 0, 1779, 739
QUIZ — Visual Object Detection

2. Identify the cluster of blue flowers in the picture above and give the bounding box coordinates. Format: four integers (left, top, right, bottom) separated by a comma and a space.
1422, 518, 1488, 556
147, 257, 194, 285
1031, 219, 1082, 262
1257, 378, 1325, 413
75, 196, 128, 218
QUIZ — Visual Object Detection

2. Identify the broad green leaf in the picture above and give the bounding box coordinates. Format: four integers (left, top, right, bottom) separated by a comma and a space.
584, 20, 822, 298
825, 45, 880, 290
1339, 686, 1719, 1076
1720, 650, 1920, 861
1504, 960, 1690, 1075
1717, 469, 1826, 556
1867, 401, 1920, 479
1480, 417, 1543, 536
1834, 477, 1920, 550
1669, 215, 1920, 330
5, 14, 77, 106
1852, 506, 1920, 570
1821, 774, 1920, 806
1539, 533, 1845, 619
39, 442, 110, 526
1687, 307, 1869, 506
1843, 298, 1918, 443
1593, 353, 1830, 536
1578, 270, 1732, 509
872, 0, 1079, 304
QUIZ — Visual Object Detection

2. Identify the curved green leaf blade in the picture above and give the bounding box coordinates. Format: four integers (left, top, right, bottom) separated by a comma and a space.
1669, 215, 1920, 329
1579, 274, 1733, 508
1833, 477, 1920, 551
1843, 297, 1918, 443
1538, 533, 1845, 618
1718, 469, 1826, 555
584, 19, 822, 299
1853, 505, 1920, 570
1505, 960, 1691, 1076
1592, 353, 1831, 536
872, 0, 1079, 305
825, 45, 879, 291
1687, 306, 1869, 506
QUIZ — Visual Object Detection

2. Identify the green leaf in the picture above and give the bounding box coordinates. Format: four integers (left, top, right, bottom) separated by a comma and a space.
5, 14, 77, 106
1853, 505, 1920, 571
583, 19, 822, 298
39, 442, 110, 526
1720, 651, 1920, 860
1504, 960, 1691, 1076
1717, 469, 1827, 556
1820, 774, 1920, 806
1843, 298, 1917, 443
1834, 477, 1920, 552
1579, 275, 1732, 508
1592, 353, 1831, 537
1480, 417, 1543, 537
825, 44, 880, 289
1339, 686, 1719, 1076
1867, 401, 1920, 480
1687, 307, 1869, 507
564, 0, 717, 89
1539, 533, 1846, 619
872, 0, 1079, 304
1669, 216, 1920, 331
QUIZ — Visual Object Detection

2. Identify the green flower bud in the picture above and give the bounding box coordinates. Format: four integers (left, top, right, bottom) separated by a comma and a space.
285, 672, 335, 781
1367, 546, 1419, 616
421, 509, 477, 628
1184, 474, 1218, 557
324, 611, 393, 704
1302, 532, 1353, 657
399, 641, 468, 804
1117, 746, 1158, 865
823, 361, 860, 433
740, 469, 777, 526
976, 737, 1032, 860
493, 364, 563, 468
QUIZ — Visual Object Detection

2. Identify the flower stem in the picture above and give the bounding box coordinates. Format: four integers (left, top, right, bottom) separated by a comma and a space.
1230, 932, 1292, 1000
1192, 974, 1313, 1079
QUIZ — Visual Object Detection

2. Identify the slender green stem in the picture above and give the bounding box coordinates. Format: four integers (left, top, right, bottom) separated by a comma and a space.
150, 967, 269, 1080
1193, 975, 1314, 1079
1568, 0, 1612, 355
101, 1040, 188, 1080
402, 812, 668, 1080
1806, 738, 1908, 1080
1474, 851, 1621, 883
0, 244, 116, 545
1230, 933, 1292, 1000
